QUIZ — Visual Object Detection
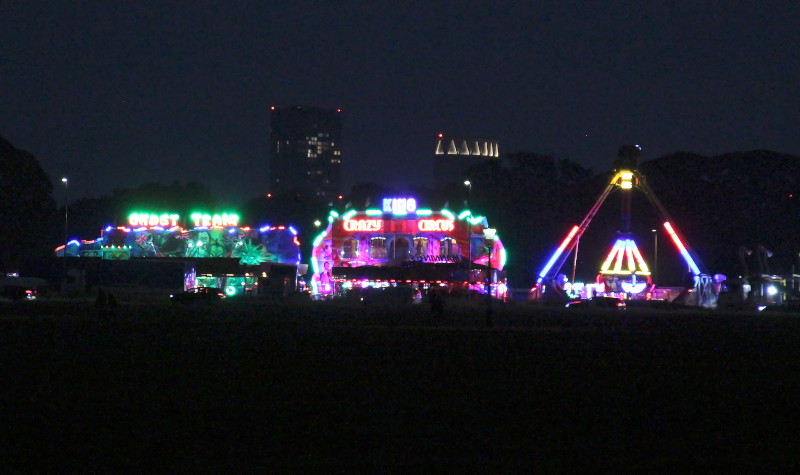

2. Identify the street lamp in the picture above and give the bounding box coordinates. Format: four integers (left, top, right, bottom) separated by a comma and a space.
483, 227, 496, 328
62, 177, 69, 289
652, 228, 658, 285
464, 180, 473, 288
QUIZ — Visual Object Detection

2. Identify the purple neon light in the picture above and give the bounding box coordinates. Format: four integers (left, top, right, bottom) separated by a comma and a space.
621, 281, 648, 294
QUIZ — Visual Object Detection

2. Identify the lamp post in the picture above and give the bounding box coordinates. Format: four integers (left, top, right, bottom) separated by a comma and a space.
464, 180, 472, 289
62, 177, 69, 289
652, 228, 658, 285
483, 227, 496, 328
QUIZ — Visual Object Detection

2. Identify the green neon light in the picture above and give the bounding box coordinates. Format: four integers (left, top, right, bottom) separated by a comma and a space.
468, 216, 484, 225
458, 210, 471, 219
312, 230, 328, 247
365, 209, 383, 216
342, 209, 357, 220
416, 209, 433, 216
329, 210, 339, 218
128, 212, 180, 228
441, 209, 455, 220
190, 212, 239, 228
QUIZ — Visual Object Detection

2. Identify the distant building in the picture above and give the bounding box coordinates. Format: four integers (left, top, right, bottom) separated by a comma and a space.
433, 134, 499, 188
269, 106, 342, 197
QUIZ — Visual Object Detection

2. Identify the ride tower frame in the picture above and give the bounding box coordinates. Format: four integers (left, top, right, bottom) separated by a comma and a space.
532, 146, 716, 307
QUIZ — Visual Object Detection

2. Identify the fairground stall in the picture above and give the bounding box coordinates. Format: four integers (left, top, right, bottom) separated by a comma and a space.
309, 196, 507, 299
55, 211, 303, 296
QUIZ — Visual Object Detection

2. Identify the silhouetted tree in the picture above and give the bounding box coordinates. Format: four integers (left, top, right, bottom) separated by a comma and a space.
67, 181, 218, 238
0, 136, 59, 274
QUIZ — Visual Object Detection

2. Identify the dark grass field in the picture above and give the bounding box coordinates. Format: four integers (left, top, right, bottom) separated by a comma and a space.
1, 298, 799, 471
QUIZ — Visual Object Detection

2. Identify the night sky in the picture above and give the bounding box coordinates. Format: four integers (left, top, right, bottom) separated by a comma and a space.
3, 1, 798, 204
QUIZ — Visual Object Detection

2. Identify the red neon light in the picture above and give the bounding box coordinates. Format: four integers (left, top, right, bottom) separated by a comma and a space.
418, 219, 455, 232
343, 219, 383, 232
664, 222, 686, 252
664, 221, 701, 275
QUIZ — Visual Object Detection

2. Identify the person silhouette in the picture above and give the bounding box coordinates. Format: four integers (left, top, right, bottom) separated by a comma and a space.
429, 290, 445, 319
107, 292, 119, 317
95, 288, 109, 319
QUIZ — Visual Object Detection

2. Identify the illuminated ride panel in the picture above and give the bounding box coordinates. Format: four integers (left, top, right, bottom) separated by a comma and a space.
309, 197, 507, 298
532, 146, 710, 303
597, 236, 652, 296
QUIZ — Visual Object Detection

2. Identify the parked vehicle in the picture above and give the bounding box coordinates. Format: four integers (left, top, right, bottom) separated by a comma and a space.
0, 275, 46, 301
565, 296, 626, 310
170, 287, 226, 304
0, 285, 37, 301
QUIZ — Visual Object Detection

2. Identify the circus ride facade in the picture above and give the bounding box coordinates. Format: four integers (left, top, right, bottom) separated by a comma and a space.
309, 196, 507, 300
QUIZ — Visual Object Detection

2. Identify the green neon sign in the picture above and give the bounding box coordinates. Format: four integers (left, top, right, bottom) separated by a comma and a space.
190, 212, 240, 228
